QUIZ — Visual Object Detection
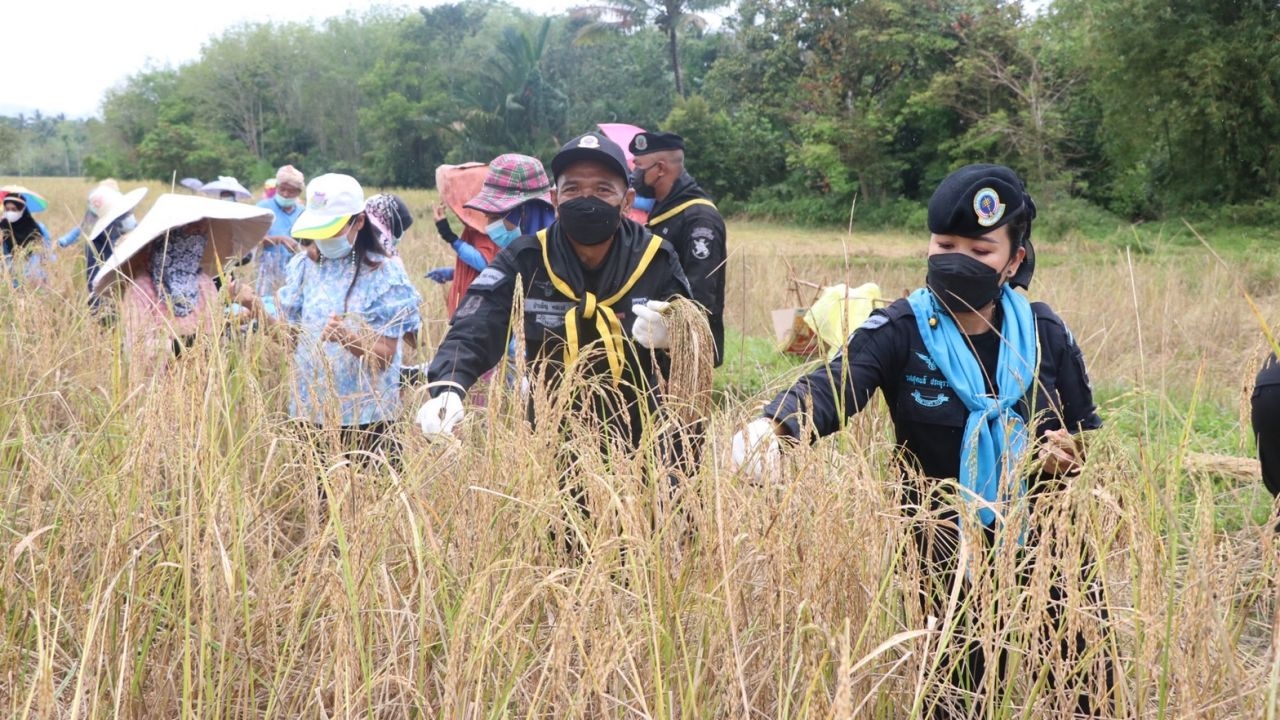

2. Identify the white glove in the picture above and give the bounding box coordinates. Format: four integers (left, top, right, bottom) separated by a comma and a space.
416, 391, 465, 436
631, 299, 671, 350
731, 418, 782, 483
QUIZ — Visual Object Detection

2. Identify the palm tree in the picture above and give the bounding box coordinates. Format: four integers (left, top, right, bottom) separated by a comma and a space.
461, 18, 568, 155
571, 0, 728, 98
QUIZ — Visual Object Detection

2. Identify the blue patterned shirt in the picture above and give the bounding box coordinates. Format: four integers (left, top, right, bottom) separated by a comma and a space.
277, 251, 422, 426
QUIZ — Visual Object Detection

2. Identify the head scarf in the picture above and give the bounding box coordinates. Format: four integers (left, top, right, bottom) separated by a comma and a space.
150, 228, 207, 317
1, 206, 42, 252
365, 193, 413, 256
275, 165, 305, 189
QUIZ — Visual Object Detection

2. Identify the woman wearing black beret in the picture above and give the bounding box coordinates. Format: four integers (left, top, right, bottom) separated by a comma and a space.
732, 164, 1113, 717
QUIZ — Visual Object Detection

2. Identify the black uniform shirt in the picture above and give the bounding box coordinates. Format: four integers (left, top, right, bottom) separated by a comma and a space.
1256, 353, 1280, 387
764, 296, 1102, 481
426, 220, 692, 441
647, 172, 727, 365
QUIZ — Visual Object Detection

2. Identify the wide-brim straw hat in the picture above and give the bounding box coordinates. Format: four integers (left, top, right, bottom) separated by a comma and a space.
463, 154, 553, 215
435, 162, 490, 233
91, 193, 271, 298
198, 176, 252, 200
87, 186, 148, 241
0, 185, 49, 213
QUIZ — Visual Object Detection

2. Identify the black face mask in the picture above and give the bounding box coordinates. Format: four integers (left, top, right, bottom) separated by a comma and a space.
558, 196, 622, 246
631, 165, 656, 199
926, 252, 1006, 313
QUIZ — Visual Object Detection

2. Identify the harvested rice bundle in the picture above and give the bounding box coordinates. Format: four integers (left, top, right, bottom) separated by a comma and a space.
653, 296, 714, 429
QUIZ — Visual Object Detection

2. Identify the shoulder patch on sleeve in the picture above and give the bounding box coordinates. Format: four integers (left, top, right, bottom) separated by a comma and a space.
690, 234, 713, 259
859, 314, 890, 332
454, 295, 483, 319
846, 299, 911, 343
469, 267, 507, 290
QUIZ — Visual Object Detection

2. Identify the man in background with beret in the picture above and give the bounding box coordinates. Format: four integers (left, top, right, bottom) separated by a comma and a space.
729, 164, 1113, 717
629, 130, 727, 366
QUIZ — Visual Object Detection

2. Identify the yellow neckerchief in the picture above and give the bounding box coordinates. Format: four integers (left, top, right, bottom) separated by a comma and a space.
646, 198, 716, 226
537, 228, 664, 382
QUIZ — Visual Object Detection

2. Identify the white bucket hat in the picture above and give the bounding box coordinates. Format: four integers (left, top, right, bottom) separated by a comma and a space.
291, 173, 365, 240
86, 184, 148, 241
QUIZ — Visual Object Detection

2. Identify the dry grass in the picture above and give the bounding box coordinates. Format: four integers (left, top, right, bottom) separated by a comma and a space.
1, 176, 1278, 718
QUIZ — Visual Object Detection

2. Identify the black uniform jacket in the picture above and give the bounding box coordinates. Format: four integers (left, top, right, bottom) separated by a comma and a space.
426, 219, 692, 444
647, 172, 727, 366
763, 296, 1102, 482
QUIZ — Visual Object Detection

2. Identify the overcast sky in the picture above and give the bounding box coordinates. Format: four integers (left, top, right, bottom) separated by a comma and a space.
13, 0, 583, 119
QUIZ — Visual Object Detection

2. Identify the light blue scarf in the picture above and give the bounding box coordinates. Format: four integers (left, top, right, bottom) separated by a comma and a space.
906, 284, 1038, 529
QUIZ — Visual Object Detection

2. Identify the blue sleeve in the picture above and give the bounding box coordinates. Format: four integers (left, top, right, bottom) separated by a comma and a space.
363, 261, 423, 338
276, 253, 309, 323
58, 227, 82, 248
452, 240, 488, 272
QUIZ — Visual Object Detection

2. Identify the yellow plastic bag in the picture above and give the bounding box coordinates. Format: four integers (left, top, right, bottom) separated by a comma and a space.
803, 282, 883, 359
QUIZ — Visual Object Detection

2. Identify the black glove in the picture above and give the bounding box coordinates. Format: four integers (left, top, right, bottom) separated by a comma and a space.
435, 218, 459, 244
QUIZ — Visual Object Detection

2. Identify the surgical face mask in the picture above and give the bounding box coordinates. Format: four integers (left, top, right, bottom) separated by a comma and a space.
557, 196, 622, 246
117, 214, 138, 232
276, 196, 297, 210
925, 252, 1006, 314
315, 229, 353, 259
2, 210, 21, 223
486, 219, 520, 249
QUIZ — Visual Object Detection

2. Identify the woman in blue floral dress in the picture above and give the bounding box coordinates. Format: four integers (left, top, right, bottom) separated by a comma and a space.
233, 174, 422, 463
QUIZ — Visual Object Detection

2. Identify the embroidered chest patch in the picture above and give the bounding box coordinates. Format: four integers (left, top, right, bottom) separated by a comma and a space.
911, 390, 950, 408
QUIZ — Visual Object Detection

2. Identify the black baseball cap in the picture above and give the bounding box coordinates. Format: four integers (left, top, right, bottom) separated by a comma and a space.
550, 132, 630, 183
928, 163, 1038, 289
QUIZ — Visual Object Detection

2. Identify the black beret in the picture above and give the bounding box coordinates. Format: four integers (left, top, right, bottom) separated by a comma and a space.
629, 131, 684, 156
928, 163, 1038, 288
551, 132, 630, 182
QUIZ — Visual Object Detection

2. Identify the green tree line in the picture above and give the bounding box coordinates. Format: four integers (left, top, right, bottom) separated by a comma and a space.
2, 0, 1278, 223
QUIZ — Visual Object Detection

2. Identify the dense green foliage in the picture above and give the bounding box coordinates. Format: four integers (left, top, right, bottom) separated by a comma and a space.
2, 0, 1278, 223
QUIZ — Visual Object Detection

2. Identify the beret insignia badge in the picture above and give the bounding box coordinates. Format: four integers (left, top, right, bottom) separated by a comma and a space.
973, 187, 1005, 227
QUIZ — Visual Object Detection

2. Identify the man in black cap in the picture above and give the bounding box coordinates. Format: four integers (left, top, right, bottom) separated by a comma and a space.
629, 130, 728, 366
730, 164, 1113, 717
416, 131, 692, 453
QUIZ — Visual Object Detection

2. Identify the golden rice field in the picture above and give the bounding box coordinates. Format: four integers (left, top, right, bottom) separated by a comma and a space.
1, 175, 1278, 718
